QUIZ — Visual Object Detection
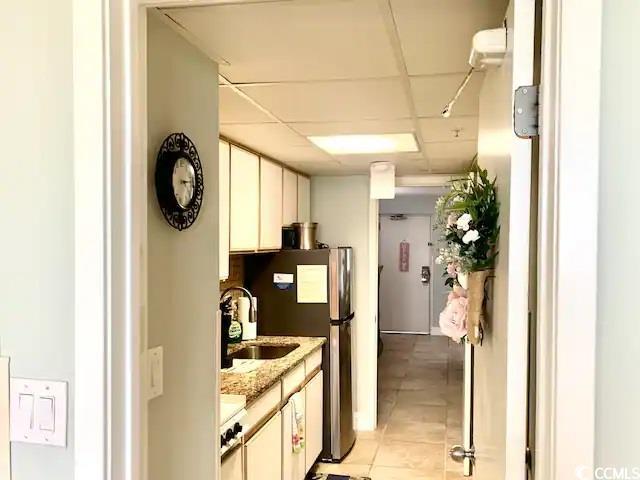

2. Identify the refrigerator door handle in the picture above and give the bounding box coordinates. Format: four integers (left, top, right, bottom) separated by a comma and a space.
329, 324, 341, 458
329, 312, 354, 326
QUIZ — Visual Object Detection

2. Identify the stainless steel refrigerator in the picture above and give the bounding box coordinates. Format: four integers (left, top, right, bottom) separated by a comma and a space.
245, 247, 356, 462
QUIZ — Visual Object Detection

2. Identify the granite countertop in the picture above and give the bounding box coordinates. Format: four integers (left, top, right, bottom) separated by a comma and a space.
221, 336, 326, 404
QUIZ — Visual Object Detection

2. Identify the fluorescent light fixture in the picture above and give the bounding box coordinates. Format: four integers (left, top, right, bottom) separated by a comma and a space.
308, 133, 418, 155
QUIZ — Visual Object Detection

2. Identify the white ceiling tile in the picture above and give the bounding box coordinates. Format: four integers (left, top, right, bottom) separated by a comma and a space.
240, 79, 411, 122
336, 152, 424, 164
165, 0, 398, 83
391, 0, 508, 76
419, 116, 478, 143
220, 123, 308, 148
424, 140, 477, 170
429, 158, 472, 174
290, 119, 415, 137
219, 87, 274, 123
411, 73, 484, 117
286, 160, 348, 176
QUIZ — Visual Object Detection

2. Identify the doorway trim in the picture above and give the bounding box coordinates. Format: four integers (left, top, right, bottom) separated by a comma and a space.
74, 1, 603, 477
535, 0, 602, 478
370, 175, 450, 431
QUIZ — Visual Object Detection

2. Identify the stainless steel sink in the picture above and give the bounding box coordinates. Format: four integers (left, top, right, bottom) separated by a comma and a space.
229, 343, 299, 360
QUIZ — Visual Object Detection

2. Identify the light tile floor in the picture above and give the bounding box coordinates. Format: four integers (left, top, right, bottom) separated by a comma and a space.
314, 333, 468, 480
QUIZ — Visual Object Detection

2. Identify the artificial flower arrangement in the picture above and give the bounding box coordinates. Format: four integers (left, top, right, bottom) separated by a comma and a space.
435, 165, 499, 345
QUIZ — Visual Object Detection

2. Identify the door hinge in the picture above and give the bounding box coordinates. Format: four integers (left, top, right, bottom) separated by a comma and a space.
514, 85, 539, 138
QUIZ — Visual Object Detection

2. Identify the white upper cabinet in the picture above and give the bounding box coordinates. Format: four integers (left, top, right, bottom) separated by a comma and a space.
230, 145, 260, 252
282, 169, 298, 226
259, 158, 283, 250
219, 140, 230, 280
297, 175, 311, 223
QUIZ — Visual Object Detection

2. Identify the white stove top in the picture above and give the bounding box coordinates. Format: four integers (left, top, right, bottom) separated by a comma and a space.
220, 394, 247, 456
220, 394, 246, 425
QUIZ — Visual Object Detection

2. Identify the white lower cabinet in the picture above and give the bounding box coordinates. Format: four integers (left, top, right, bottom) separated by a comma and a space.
242, 361, 324, 480
221, 446, 243, 480
305, 371, 323, 470
282, 391, 306, 480
245, 411, 282, 480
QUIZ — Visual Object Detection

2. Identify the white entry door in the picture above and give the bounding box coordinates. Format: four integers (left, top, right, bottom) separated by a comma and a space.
378, 215, 431, 334
469, 1, 536, 479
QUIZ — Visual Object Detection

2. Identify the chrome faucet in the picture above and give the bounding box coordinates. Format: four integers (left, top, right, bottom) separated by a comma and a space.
219, 286, 257, 323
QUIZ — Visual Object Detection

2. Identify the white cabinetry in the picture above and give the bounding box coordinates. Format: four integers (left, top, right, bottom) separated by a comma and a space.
221, 446, 243, 480
259, 158, 283, 250
297, 175, 311, 223
282, 169, 298, 226
245, 411, 282, 480
219, 140, 230, 279
305, 371, 323, 469
282, 392, 306, 480
230, 145, 260, 252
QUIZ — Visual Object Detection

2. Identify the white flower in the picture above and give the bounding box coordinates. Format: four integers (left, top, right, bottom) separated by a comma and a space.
462, 229, 480, 244
456, 213, 473, 231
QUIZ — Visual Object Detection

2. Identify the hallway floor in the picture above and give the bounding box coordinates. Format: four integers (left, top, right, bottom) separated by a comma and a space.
315, 333, 467, 480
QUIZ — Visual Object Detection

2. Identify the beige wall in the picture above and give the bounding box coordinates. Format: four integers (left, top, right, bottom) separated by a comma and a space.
147, 14, 219, 480
310, 176, 377, 429
0, 1, 75, 478
596, 0, 640, 470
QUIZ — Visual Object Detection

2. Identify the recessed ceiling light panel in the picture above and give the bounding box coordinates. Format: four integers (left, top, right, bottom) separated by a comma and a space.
307, 133, 419, 155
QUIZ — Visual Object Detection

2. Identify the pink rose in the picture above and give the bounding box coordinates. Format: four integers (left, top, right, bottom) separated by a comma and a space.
446, 263, 458, 277
452, 285, 467, 298
439, 295, 468, 343
446, 213, 458, 228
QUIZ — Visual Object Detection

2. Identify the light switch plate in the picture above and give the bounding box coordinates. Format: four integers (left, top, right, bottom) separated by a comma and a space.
147, 346, 163, 400
10, 378, 67, 447
0, 358, 10, 479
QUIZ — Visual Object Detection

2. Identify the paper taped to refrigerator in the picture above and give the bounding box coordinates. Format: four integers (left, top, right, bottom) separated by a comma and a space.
296, 265, 328, 303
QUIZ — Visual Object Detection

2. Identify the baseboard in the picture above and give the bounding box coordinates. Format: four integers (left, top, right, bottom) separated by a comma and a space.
430, 327, 444, 336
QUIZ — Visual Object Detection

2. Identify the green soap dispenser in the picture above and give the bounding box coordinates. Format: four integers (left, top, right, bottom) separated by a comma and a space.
228, 299, 243, 344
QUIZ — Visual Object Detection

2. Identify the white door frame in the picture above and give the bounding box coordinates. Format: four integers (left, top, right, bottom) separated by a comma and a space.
75, 1, 264, 479
72, 1, 602, 478
535, 1, 602, 479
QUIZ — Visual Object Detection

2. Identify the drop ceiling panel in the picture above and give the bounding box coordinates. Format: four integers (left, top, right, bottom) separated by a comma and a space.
424, 140, 477, 165
240, 79, 411, 122
286, 160, 351, 176
221, 123, 309, 149
391, 0, 507, 76
430, 157, 472, 174
335, 151, 424, 165
219, 87, 274, 123
165, 0, 398, 83
290, 119, 415, 137
411, 73, 484, 117
419, 116, 479, 143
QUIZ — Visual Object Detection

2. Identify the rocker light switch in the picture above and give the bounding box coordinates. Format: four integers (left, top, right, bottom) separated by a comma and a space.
37, 397, 55, 431
10, 378, 67, 447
